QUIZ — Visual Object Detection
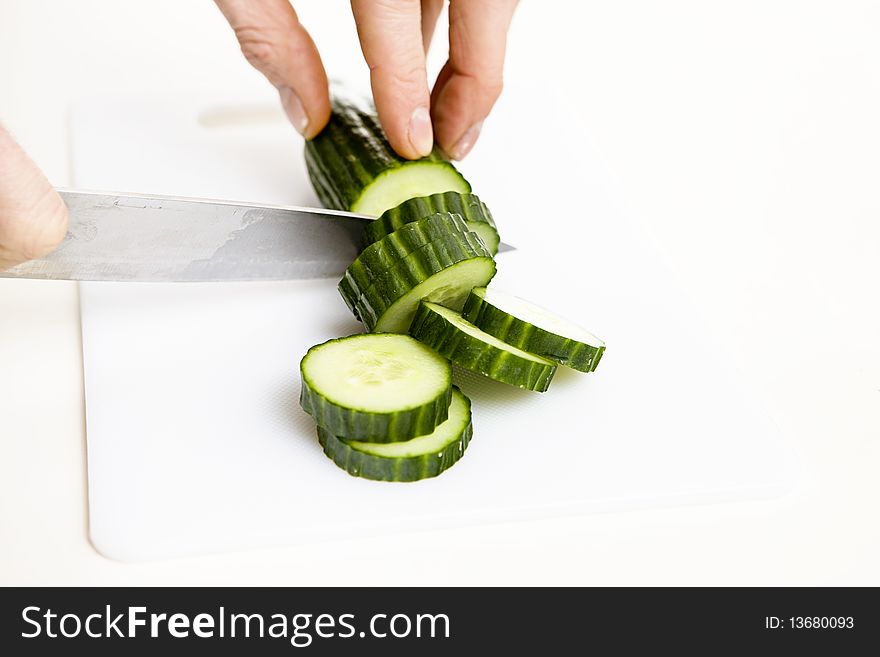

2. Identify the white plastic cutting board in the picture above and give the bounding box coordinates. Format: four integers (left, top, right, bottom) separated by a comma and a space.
72, 83, 793, 562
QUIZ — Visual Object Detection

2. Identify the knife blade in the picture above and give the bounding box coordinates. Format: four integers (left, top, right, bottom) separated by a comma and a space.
0, 189, 513, 282
0, 190, 371, 282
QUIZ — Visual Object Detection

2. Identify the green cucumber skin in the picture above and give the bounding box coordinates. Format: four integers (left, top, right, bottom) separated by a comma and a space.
299, 337, 452, 443
461, 291, 606, 373
316, 402, 472, 482
317, 424, 471, 482
341, 228, 491, 322
346, 239, 496, 332
409, 303, 557, 392
342, 212, 471, 291
304, 99, 467, 212
365, 192, 500, 255
300, 377, 451, 443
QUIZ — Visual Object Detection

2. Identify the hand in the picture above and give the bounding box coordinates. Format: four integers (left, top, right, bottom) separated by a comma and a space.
0, 126, 68, 271
216, 0, 518, 160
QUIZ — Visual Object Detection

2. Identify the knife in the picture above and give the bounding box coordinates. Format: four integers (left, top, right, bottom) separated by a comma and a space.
2, 190, 513, 282
0, 190, 379, 282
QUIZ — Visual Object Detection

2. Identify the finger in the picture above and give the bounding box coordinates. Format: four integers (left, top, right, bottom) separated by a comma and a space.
0, 127, 68, 270
351, 0, 433, 159
421, 0, 445, 51
431, 0, 518, 159
215, 0, 330, 138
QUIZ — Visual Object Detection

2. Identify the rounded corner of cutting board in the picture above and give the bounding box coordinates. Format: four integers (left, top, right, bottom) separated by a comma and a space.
87, 523, 147, 563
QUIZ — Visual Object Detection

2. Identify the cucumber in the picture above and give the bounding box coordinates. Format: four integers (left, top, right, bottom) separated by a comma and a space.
342, 227, 490, 321
342, 233, 496, 333
304, 98, 470, 217
410, 302, 557, 392
339, 212, 471, 303
338, 213, 476, 319
365, 192, 500, 255
462, 287, 606, 372
317, 387, 473, 482
300, 333, 452, 442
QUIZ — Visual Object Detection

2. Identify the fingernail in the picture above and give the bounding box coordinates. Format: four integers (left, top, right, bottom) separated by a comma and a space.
279, 86, 309, 136
408, 106, 434, 157
449, 121, 483, 160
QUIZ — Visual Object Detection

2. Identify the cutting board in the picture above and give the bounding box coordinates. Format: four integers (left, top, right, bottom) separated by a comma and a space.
72, 81, 793, 562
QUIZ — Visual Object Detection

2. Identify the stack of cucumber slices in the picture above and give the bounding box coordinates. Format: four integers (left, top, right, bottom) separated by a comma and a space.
299, 96, 606, 482
301, 334, 472, 482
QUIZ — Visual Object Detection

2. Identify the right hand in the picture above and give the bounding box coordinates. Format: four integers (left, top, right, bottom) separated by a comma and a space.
215, 0, 518, 161
0, 126, 68, 271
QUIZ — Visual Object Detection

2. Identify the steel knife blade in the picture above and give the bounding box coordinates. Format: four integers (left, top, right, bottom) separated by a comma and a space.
0, 190, 371, 282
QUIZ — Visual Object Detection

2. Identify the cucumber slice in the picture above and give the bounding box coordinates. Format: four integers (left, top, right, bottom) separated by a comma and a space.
365, 192, 500, 255
341, 212, 471, 296
462, 287, 606, 372
342, 234, 496, 333
342, 227, 490, 320
338, 213, 474, 318
300, 333, 452, 442
410, 302, 557, 392
317, 387, 473, 482
359, 256, 496, 334
305, 99, 470, 217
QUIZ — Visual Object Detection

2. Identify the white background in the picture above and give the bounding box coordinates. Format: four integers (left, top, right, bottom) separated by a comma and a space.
1, 0, 878, 584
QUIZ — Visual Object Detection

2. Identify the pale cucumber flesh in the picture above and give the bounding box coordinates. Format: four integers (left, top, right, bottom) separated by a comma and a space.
301, 334, 449, 414
370, 257, 497, 333
352, 163, 471, 217
470, 224, 499, 255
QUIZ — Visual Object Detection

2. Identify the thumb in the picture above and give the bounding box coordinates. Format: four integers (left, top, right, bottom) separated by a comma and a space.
0, 126, 68, 270
216, 0, 330, 138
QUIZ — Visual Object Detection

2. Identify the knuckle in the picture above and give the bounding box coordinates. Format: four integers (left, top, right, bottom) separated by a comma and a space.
235, 27, 284, 76
376, 64, 427, 95
481, 76, 504, 102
